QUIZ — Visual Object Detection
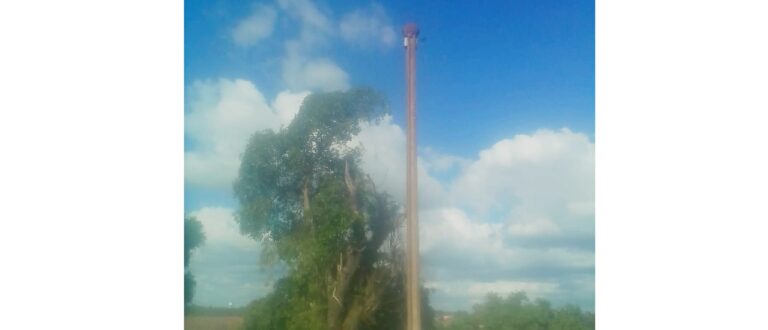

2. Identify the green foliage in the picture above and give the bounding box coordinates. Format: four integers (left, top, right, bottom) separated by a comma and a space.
235, 88, 437, 329
184, 271, 196, 305
234, 88, 386, 245
436, 292, 594, 330
185, 216, 205, 305
185, 216, 206, 267
243, 277, 437, 330
243, 276, 327, 330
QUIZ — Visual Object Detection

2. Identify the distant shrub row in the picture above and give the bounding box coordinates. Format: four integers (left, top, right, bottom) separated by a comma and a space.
435, 292, 594, 330
184, 305, 246, 317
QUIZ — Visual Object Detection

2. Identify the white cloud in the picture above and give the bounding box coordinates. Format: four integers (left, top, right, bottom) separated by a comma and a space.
352, 116, 405, 198
451, 128, 595, 234
339, 3, 397, 48
272, 90, 311, 123
419, 208, 503, 255
277, 0, 331, 33
350, 125, 595, 310
190, 207, 258, 249
185, 79, 309, 189
232, 5, 278, 47
355, 125, 594, 240
506, 216, 561, 236
567, 200, 595, 218
229, 1, 398, 92
422, 147, 471, 173
352, 115, 446, 208
282, 55, 350, 92
276, 0, 332, 51
275, 0, 350, 92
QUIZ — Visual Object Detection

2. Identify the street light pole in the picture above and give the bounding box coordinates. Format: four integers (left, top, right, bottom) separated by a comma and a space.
403, 22, 421, 330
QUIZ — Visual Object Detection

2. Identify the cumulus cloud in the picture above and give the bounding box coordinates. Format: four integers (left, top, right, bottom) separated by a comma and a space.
506, 216, 561, 236
419, 208, 503, 255
339, 3, 397, 48
272, 89, 311, 123
185, 79, 309, 189
232, 5, 278, 47
422, 147, 471, 173
351, 126, 595, 311
277, 0, 331, 34
352, 115, 447, 208
222, 0, 351, 93
418, 208, 592, 275
451, 128, 595, 236
282, 54, 350, 92
275, 0, 350, 92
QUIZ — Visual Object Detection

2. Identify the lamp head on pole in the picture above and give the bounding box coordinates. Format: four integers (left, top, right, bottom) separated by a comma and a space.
403, 23, 420, 38
403, 23, 419, 48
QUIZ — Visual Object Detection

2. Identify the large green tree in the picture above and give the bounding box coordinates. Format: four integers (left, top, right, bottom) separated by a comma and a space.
184, 216, 205, 305
235, 88, 433, 329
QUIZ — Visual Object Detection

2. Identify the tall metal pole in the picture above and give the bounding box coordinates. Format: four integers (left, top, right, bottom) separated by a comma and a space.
403, 22, 421, 330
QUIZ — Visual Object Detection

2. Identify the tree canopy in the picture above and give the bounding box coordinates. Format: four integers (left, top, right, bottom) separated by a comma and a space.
235, 88, 433, 329
184, 216, 205, 305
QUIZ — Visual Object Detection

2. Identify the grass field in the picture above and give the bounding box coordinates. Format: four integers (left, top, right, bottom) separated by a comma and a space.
185, 306, 246, 330
184, 315, 244, 330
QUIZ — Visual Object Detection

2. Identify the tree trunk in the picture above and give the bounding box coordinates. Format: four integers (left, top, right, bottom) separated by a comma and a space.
344, 160, 358, 214
341, 268, 390, 329
327, 160, 393, 329
327, 248, 362, 329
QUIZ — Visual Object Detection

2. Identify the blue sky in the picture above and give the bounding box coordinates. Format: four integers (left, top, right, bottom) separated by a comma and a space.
185, 0, 594, 311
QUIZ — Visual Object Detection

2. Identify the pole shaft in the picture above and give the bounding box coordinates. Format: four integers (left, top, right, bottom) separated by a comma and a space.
405, 33, 421, 330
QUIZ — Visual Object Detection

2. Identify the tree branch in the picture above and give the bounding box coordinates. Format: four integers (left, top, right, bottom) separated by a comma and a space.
344, 159, 358, 215
302, 177, 314, 235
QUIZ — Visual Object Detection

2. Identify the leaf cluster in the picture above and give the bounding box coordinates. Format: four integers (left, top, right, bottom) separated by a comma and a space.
234, 88, 386, 247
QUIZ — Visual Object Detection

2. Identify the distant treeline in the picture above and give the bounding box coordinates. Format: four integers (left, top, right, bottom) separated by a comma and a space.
435, 292, 594, 330
236, 290, 593, 329
184, 305, 247, 317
